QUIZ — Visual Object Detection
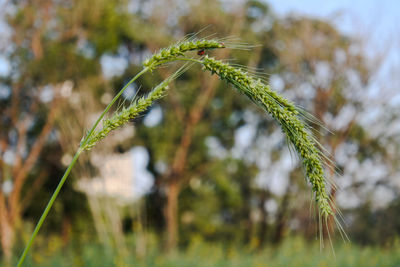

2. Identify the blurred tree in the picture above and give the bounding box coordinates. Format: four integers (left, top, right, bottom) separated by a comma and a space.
0, 1, 69, 262
128, 0, 275, 250
1, 0, 397, 263
0, 0, 135, 263
350, 199, 400, 245
122, 0, 388, 250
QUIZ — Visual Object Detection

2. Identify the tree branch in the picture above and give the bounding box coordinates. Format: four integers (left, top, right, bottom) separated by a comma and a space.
9, 96, 61, 221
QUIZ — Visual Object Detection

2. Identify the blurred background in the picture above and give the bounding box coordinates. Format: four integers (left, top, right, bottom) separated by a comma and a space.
0, 0, 400, 266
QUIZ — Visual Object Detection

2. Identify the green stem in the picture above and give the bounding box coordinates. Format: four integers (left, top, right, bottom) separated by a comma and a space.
17, 67, 149, 266
16, 149, 82, 267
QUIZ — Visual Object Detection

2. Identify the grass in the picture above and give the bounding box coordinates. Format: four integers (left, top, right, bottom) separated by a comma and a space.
18, 37, 340, 265
13, 237, 400, 267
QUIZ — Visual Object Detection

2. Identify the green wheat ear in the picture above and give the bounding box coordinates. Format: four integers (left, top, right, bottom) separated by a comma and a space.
200, 56, 337, 222
143, 38, 225, 71
83, 65, 190, 150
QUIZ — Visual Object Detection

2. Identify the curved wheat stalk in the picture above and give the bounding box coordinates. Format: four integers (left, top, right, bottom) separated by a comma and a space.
200, 56, 333, 217
18, 38, 342, 266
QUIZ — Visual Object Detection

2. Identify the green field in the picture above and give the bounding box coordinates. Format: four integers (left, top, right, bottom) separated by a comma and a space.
15, 237, 400, 267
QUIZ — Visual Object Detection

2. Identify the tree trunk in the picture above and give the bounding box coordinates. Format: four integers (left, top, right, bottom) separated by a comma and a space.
0, 213, 14, 266
273, 190, 290, 244
62, 216, 72, 245
258, 190, 269, 248
240, 180, 252, 245
165, 179, 180, 251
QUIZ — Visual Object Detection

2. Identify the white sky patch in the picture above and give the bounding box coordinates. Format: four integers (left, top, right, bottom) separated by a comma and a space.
0, 84, 10, 99
2, 180, 12, 195
122, 84, 137, 100
40, 86, 54, 103
131, 146, 154, 198
293, 82, 315, 100
372, 185, 395, 209
100, 54, 128, 79
144, 105, 162, 127
329, 104, 356, 131
155, 160, 168, 175
389, 94, 400, 106
205, 136, 228, 159
79, 147, 154, 202
233, 124, 256, 154
390, 173, 400, 191
3, 149, 15, 165
334, 49, 347, 65
265, 199, 278, 214
232, 110, 260, 159
0, 55, 10, 77
255, 150, 296, 195
355, 160, 388, 184
270, 74, 285, 92
60, 80, 74, 98
76, 39, 95, 59
314, 61, 332, 89
336, 189, 361, 209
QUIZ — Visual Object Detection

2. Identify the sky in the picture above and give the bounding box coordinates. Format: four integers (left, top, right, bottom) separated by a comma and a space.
268, 0, 399, 37
267, 0, 400, 91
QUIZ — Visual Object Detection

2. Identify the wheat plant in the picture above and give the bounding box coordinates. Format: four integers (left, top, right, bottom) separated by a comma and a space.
17, 37, 342, 266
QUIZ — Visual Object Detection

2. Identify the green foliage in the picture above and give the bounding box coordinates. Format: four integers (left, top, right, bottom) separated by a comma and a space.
349, 200, 400, 246
13, 236, 400, 267
28, 43, 99, 84
4, 0, 395, 264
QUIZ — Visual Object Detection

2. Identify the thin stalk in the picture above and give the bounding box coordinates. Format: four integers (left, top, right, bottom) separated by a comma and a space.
18, 38, 228, 265
17, 67, 149, 266
158, 57, 203, 65
81, 68, 149, 148
16, 149, 82, 267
